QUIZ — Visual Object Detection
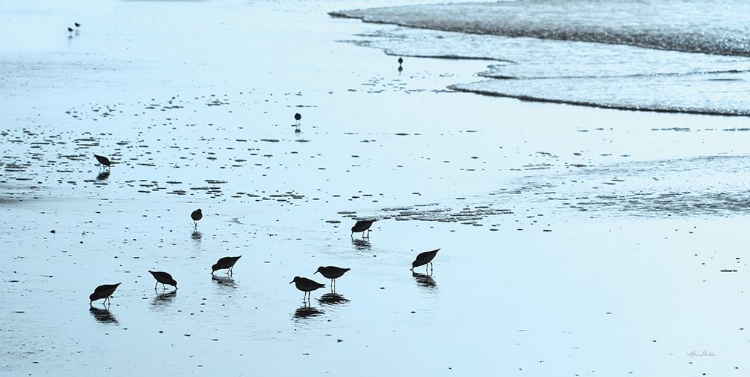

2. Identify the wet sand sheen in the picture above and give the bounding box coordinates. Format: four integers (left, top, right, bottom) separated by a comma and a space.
1, 0, 749, 376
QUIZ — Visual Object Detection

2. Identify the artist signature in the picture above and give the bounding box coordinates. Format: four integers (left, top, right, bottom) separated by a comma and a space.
686, 351, 715, 357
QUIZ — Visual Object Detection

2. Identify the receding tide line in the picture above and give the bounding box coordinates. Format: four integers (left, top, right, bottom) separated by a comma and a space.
447, 85, 750, 118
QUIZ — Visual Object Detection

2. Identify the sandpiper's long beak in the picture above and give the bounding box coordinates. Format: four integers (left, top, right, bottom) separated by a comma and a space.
289, 280, 294, 284
314, 271, 319, 274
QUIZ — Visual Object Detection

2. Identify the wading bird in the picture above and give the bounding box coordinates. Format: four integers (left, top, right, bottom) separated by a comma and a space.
149, 270, 177, 291
212, 256, 242, 275
289, 276, 325, 302
351, 219, 376, 239
89, 283, 121, 306
314, 266, 350, 290
410, 248, 440, 273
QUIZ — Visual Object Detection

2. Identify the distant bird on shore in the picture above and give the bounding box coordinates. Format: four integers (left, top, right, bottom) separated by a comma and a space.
68, 27, 74, 34
191, 209, 202, 229
351, 219, 376, 239
89, 283, 121, 306
398, 57, 404, 72
149, 270, 178, 291
411, 248, 439, 272
290, 276, 325, 302
94, 154, 111, 170
212, 256, 242, 275
294, 112, 302, 132
75, 22, 81, 28
315, 266, 350, 290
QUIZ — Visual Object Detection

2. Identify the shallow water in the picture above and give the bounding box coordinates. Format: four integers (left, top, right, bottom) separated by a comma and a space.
332, 0, 750, 115
1, 0, 750, 376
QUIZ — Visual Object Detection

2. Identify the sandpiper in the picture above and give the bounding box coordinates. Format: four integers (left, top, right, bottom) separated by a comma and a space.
351, 219, 376, 239
289, 276, 325, 302
89, 283, 121, 306
75, 22, 81, 28
149, 270, 177, 291
411, 248, 440, 272
191, 209, 202, 229
314, 266, 350, 290
94, 154, 111, 170
294, 112, 302, 132
212, 256, 241, 275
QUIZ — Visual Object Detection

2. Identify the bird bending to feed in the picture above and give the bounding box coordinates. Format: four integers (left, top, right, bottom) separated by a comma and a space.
191, 209, 202, 229
351, 219, 376, 239
294, 112, 302, 132
149, 270, 177, 291
290, 276, 325, 301
94, 154, 111, 170
212, 256, 242, 275
411, 248, 440, 272
89, 283, 121, 306
315, 266, 350, 290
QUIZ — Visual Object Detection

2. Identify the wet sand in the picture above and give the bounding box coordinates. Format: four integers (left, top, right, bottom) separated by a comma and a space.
1, 0, 749, 376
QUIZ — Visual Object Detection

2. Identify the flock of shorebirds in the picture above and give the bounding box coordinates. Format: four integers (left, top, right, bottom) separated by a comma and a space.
89, 126, 437, 308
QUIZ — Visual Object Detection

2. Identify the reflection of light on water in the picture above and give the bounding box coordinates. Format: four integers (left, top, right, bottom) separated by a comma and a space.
89, 307, 119, 325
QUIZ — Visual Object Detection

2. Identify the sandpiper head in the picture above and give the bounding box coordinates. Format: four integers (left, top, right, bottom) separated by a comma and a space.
211, 263, 219, 273
89, 293, 96, 303
314, 266, 324, 274
289, 276, 301, 284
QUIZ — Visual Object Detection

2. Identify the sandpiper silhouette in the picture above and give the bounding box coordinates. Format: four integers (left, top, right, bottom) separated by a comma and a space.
351, 219, 376, 239
212, 256, 241, 275
89, 283, 121, 306
290, 276, 325, 302
315, 266, 350, 291
149, 270, 177, 291
411, 248, 440, 273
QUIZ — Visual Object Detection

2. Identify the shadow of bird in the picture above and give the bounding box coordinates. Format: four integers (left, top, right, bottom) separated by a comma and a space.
89, 306, 118, 324
96, 171, 110, 181
290, 276, 325, 303
410, 248, 439, 273
211, 274, 237, 288
149, 270, 177, 291
318, 292, 350, 305
293, 304, 324, 319
412, 271, 437, 288
89, 282, 121, 307
351, 219, 376, 239
212, 256, 241, 275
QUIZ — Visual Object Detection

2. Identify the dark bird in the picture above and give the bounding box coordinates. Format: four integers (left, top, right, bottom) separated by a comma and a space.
398, 57, 403, 66
351, 219, 376, 239
315, 266, 350, 290
290, 276, 325, 302
212, 256, 242, 275
191, 209, 202, 229
149, 270, 177, 291
68, 27, 74, 33
89, 283, 121, 306
411, 248, 440, 272
75, 22, 81, 28
294, 112, 302, 132
94, 154, 111, 170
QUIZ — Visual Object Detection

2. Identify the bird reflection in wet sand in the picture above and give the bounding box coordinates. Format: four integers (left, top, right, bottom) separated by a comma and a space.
294, 305, 323, 319
89, 306, 118, 324
412, 271, 437, 288
191, 230, 202, 240
152, 290, 177, 307
318, 292, 349, 305
96, 171, 110, 181
351, 238, 371, 250
212, 274, 237, 288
